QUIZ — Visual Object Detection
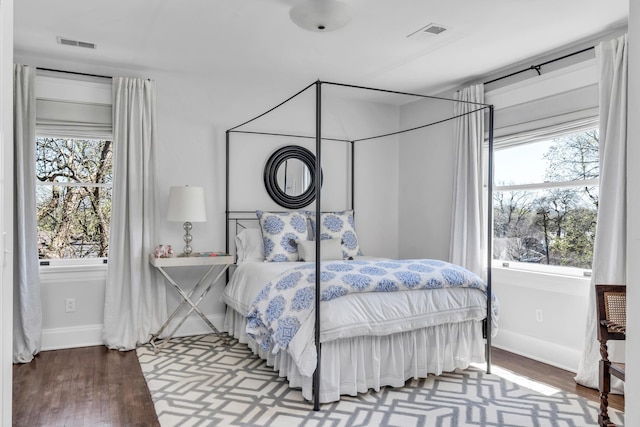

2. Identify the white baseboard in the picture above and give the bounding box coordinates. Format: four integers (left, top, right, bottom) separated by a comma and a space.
492, 329, 581, 373
41, 314, 227, 351
42, 324, 104, 351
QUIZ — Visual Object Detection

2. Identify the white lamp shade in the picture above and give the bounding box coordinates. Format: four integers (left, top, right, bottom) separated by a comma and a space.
289, 0, 352, 32
166, 186, 207, 222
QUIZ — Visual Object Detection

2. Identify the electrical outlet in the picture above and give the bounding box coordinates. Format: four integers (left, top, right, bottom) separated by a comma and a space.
65, 298, 76, 313
535, 309, 543, 322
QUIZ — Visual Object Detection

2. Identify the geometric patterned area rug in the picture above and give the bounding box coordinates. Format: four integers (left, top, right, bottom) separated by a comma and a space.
137, 334, 624, 427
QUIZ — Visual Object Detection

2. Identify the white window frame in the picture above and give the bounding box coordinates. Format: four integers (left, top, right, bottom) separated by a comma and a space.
492, 123, 599, 278
35, 73, 113, 270
35, 136, 113, 268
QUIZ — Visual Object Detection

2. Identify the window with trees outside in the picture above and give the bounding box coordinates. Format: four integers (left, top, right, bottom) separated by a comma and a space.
36, 136, 113, 264
493, 127, 599, 273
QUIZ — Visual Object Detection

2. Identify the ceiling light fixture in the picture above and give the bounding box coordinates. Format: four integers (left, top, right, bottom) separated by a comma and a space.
289, 0, 352, 32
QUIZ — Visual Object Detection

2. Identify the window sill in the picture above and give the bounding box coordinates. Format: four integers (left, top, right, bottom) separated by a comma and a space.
40, 262, 107, 283
492, 260, 590, 278
492, 263, 590, 296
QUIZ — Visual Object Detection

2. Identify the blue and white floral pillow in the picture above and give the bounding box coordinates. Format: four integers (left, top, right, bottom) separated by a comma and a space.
256, 210, 309, 262
309, 210, 361, 259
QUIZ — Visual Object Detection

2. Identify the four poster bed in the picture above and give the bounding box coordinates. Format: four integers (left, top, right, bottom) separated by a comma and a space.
222, 81, 496, 409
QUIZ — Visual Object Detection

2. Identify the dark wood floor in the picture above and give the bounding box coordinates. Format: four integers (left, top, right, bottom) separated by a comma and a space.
12, 345, 623, 426
12, 346, 159, 427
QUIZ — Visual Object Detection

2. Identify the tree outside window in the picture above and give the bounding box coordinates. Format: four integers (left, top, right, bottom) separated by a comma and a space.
36, 137, 113, 260
493, 129, 599, 270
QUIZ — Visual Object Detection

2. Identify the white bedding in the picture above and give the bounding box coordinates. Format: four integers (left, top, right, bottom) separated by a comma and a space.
223, 260, 488, 344
222, 259, 492, 402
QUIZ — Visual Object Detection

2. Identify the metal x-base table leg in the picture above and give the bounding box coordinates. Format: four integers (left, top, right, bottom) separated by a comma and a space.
149, 263, 231, 352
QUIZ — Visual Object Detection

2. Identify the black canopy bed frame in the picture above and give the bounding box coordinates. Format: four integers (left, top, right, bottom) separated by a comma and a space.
225, 80, 495, 411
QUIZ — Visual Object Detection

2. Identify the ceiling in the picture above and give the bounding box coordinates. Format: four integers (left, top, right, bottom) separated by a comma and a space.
13, 0, 628, 102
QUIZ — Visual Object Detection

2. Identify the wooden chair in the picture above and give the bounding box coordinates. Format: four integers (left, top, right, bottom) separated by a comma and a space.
595, 284, 626, 427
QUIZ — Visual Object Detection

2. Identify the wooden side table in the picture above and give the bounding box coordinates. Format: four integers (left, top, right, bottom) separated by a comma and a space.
148, 253, 234, 351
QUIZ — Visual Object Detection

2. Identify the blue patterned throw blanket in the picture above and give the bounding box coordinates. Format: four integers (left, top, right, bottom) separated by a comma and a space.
246, 259, 497, 375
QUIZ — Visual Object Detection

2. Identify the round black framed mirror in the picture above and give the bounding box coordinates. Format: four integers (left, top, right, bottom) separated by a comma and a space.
264, 145, 321, 209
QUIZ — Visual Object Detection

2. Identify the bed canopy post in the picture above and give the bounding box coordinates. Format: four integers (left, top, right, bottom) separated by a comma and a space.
351, 141, 355, 211
225, 130, 230, 256
313, 80, 323, 411
486, 105, 495, 374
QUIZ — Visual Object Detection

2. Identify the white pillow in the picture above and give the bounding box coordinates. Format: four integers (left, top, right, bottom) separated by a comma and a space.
296, 238, 343, 262
235, 228, 264, 263
308, 210, 362, 258
257, 210, 309, 262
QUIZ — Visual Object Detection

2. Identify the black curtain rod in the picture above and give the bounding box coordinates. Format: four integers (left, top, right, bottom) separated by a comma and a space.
484, 46, 594, 86
37, 67, 112, 80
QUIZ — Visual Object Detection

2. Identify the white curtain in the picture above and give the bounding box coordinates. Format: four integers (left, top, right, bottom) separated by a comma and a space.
13, 65, 42, 363
575, 35, 628, 389
450, 84, 486, 278
102, 77, 166, 350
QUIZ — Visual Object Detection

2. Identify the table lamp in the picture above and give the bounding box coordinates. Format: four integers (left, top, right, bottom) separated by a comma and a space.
166, 185, 206, 256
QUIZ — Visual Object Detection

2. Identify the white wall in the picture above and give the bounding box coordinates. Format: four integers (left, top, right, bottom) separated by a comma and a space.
0, 0, 13, 424
398, 96, 456, 261
39, 267, 107, 349
491, 268, 590, 372
626, 0, 638, 421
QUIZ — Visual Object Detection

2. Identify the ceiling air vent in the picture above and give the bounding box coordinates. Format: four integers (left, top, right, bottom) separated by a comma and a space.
407, 23, 449, 41
57, 37, 96, 50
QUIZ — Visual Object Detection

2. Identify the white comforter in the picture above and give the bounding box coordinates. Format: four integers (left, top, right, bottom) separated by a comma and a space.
222, 259, 494, 377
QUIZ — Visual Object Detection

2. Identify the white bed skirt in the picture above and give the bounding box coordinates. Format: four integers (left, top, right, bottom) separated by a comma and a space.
224, 308, 487, 403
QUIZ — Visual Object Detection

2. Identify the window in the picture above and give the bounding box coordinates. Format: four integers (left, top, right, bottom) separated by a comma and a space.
493, 127, 599, 271
36, 137, 113, 261
34, 74, 113, 266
